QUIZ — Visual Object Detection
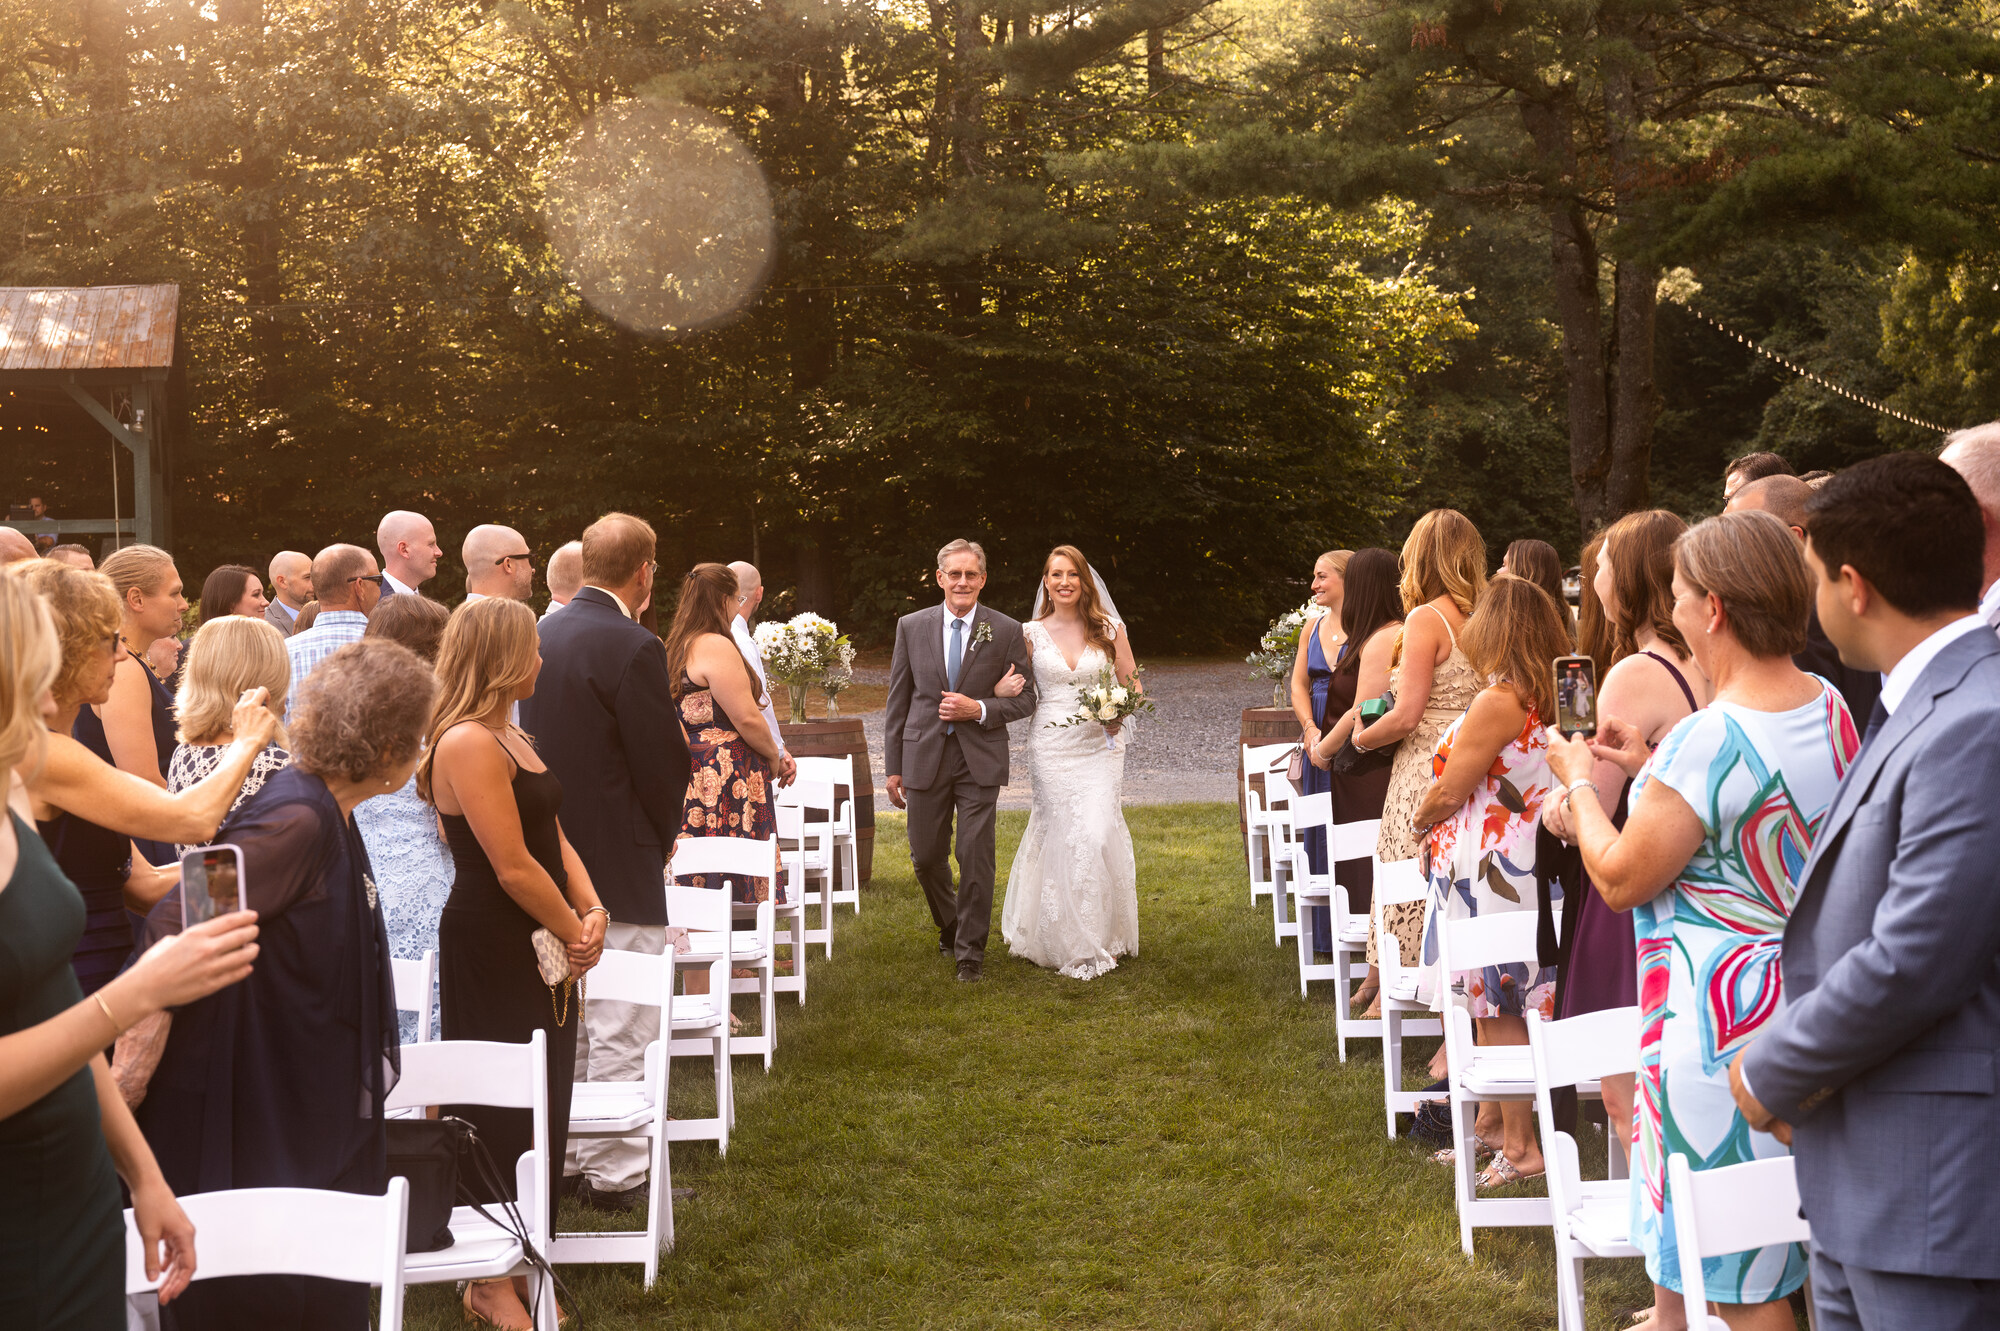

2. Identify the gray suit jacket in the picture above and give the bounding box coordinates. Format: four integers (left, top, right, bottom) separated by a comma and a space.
883, 603, 1036, 790
262, 601, 298, 638
1742, 628, 2000, 1279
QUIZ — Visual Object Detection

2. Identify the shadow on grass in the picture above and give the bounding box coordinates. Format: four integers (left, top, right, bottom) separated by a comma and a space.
400, 804, 1656, 1330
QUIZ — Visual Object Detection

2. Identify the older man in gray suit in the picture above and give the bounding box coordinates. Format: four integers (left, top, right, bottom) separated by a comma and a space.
1732, 453, 2000, 1329
885, 539, 1036, 981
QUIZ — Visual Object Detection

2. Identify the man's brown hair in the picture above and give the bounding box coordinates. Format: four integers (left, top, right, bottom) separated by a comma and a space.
581, 512, 656, 587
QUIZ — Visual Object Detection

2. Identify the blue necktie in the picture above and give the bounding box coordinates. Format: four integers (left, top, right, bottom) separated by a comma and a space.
946, 617, 964, 734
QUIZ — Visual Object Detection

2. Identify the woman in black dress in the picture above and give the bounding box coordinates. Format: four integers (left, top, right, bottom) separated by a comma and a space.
0, 569, 260, 1331
81, 547, 185, 872
136, 638, 434, 1331
424, 597, 605, 1331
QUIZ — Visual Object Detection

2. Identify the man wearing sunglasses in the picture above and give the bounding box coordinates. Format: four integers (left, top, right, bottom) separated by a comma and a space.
283, 543, 383, 724
462, 524, 536, 603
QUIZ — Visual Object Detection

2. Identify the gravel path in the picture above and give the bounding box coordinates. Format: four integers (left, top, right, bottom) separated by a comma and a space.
853, 659, 1275, 809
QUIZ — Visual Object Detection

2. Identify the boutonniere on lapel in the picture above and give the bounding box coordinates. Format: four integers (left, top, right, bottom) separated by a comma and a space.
969, 619, 994, 652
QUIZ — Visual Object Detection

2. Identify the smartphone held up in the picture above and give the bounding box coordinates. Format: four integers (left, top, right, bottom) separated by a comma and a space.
1553, 655, 1598, 739
181, 844, 246, 929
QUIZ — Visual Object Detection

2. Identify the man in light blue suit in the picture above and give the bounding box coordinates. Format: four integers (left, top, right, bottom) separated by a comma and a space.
1731, 453, 2000, 1328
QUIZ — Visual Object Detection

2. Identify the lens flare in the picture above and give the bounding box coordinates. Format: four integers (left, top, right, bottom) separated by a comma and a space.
543, 101, 776, 335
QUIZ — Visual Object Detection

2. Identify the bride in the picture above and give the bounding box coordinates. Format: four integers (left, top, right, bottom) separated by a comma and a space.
996, 545, 1142, 979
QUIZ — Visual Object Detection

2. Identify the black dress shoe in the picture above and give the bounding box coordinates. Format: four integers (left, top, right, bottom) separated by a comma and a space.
939, 930, 955, 955
955, 960, 981, 983
582, 1180, 649, 1213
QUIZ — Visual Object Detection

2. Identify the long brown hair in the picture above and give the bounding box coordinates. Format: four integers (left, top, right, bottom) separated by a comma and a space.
1602, 510, 1689, 665
1036, 545, 1117, 651
663, 563, 765, 703
1400, 509, 1486, 616
416, 597, 538, 802
1459, 576, 1575, 719
1575, 533, 1613, 671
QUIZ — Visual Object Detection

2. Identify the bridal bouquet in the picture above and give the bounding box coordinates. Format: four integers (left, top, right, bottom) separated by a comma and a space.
753, 612, 850, 723
1051, 663, 1154, 749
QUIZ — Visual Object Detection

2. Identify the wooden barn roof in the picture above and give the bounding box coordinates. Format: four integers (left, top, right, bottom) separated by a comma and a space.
0, 285, 178, 372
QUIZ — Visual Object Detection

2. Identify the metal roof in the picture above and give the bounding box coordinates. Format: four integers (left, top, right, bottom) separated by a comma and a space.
0, 284, 178, 372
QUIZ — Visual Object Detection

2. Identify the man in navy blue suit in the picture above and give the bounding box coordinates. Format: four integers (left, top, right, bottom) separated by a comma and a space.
1732, 454, 2000, 1329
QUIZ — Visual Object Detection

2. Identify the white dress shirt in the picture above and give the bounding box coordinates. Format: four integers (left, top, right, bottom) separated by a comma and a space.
1880, 614, 1991, 715
583, 584, 633, 619
732, 614, 786, 755
1980, 577, 2000, 634
382, 572, 418, 597
275, 599, 300, 625
942, 605, 987, 725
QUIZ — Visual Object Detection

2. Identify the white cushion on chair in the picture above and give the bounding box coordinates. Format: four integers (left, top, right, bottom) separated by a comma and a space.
1567, 1181, 1635, 1254
670, 994, 722, 1025
402, 1206, 524, 1279
1457, 1046, 1536, 1096
568, 1082, 655, 1134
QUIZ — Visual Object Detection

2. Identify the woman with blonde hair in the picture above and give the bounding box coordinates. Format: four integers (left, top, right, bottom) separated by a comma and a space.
15, 561, 277, 996
1290, 549, 1350, 957
81, 545, 186, 866
424, 598, 603, 1329
1343, 509, 1486, 1014
0, 564, 261, 1331
167, 615, 292, 856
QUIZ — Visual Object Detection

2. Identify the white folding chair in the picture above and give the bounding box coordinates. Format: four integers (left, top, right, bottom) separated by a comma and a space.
1264, 770, 1302, 944
1329, 832, 1383, 1061
1668, 1153, 1813, 1331
391, 949, 437, 1044
671, 836, 779, 1071
1528, 1007, 1643, 1331
554, 947, 675, 1288
1285, 799, 1382, 1001
124, 1180, 410, 1331
387, 1032, 558, 1331
793, 754, 861, 915
1376, 857, 1442, 1137
771, 806, 813, 1004
776, 778, 838, 961
1241, 742, 1296, 903
1438, 907, 1560, 1256
662, 881, 735, 1153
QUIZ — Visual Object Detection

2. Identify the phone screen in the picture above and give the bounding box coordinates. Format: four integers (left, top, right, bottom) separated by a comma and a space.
181, 845, 245, 928
1553, 656, 1598, 738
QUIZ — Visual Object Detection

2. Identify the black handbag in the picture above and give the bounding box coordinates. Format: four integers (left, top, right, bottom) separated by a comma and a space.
1327, 689, 1397, 777
385, 1116, 470, 1252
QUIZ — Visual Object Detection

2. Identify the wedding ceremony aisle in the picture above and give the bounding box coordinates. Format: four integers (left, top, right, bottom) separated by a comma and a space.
397, 806, 1651, 1330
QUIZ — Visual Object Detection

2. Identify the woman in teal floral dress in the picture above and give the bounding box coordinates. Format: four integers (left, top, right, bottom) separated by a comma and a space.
1550, 512, 1856, 1330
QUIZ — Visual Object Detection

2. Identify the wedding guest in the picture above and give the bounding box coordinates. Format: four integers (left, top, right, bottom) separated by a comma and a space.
1501, 538, 1573, 637
137, 639, 432, 1331
83, 546, 185, 866
728, 561, 795, 784
1548, 510, 1855, 1331
1939, 421, 2000, 632
462, 524, 535, 602
144, 634, 182, 695
666, 563, 780, 903
356, 594, 454, 1044
1798, 469, 1834, 489
545, 540, 584, 616
1728, 474, 1881, 720
1289, 550, 1350, 956
1350, 509, 1485, 1016
1306, 548, 1403, 1008
197, 563, 268, 624
16, 562, 275, 994
1723, 450, 1793, 501
284, 543, 381, 722
1575, 533, 1613, 668
520, 512, 688, 1212
48, 543, 95, 570
292, 601, 320, 634
376, 508, 442, 596
0, 570, 262, 1331
166, 615, 293, 856
264, 550, 312, 637
1731, 455, 2000, 1330
423, 598, 602, 1327
1542, 511, 1708, 1169
0, 527, 36, 563
1406, 576, 1569, 1186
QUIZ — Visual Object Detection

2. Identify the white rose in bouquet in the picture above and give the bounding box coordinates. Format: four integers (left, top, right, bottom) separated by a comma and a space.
1110, 686, 1129, 706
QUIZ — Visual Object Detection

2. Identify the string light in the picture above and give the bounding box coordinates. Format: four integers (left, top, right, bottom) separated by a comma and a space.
1677, 303, 1949, 435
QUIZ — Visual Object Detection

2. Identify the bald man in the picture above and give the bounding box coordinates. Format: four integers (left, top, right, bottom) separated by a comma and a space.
285, 543, 382, 722
544, 541, 584, 619
462, 524, 534, 601
728, 561, 794, 784
376, 509, 441, 596
1941, 422, 2000, 632
0, 527, 38, 564
265, 550, 313, 637
1728, 472, 1881, 720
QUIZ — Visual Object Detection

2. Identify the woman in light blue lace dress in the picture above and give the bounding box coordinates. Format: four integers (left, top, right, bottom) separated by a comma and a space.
355, 596, 454, 1041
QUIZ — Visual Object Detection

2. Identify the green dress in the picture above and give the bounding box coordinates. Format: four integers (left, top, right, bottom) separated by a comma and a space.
0, 811, 125, 1330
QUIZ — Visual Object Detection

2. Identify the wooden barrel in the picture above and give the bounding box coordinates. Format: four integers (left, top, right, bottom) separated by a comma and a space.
1238, 707, 1303, 859
779, 718, 877, 882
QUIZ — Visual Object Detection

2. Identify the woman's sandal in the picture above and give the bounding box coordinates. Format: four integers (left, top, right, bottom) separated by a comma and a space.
1349, 981, 1379, 1013
1477, 1154, 1546, 1188
461, 1279, 533, 1331
1429, 1131, 1498, 1166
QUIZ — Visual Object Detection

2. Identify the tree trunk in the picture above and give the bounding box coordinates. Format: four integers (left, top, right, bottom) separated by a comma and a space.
1147, 28, 1166, 93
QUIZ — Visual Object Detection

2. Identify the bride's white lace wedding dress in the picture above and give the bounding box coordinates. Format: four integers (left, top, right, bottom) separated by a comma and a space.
1000, 618, 1140, 979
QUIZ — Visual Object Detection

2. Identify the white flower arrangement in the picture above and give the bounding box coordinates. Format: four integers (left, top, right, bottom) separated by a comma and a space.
1246, 601, 1318, 682
754, 612, 857, 721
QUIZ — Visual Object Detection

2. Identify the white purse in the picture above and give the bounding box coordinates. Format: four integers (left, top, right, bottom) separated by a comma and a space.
529, 928, 579, 1025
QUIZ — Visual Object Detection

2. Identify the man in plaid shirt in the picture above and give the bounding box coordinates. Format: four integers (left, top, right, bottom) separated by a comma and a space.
284, 543, 384, 723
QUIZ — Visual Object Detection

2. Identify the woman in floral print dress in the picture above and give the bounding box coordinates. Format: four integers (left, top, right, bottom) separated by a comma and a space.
663, 564, 781, 904
1549, 512, 1855, 1331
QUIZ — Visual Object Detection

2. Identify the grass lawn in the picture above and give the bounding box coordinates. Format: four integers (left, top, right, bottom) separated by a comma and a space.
400, 803, 1658, 1329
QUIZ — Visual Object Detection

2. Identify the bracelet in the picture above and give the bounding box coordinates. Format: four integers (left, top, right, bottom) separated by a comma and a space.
1564, 780, 1599, 810
583, 906, 610, 922
93, 991, 124, 1034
